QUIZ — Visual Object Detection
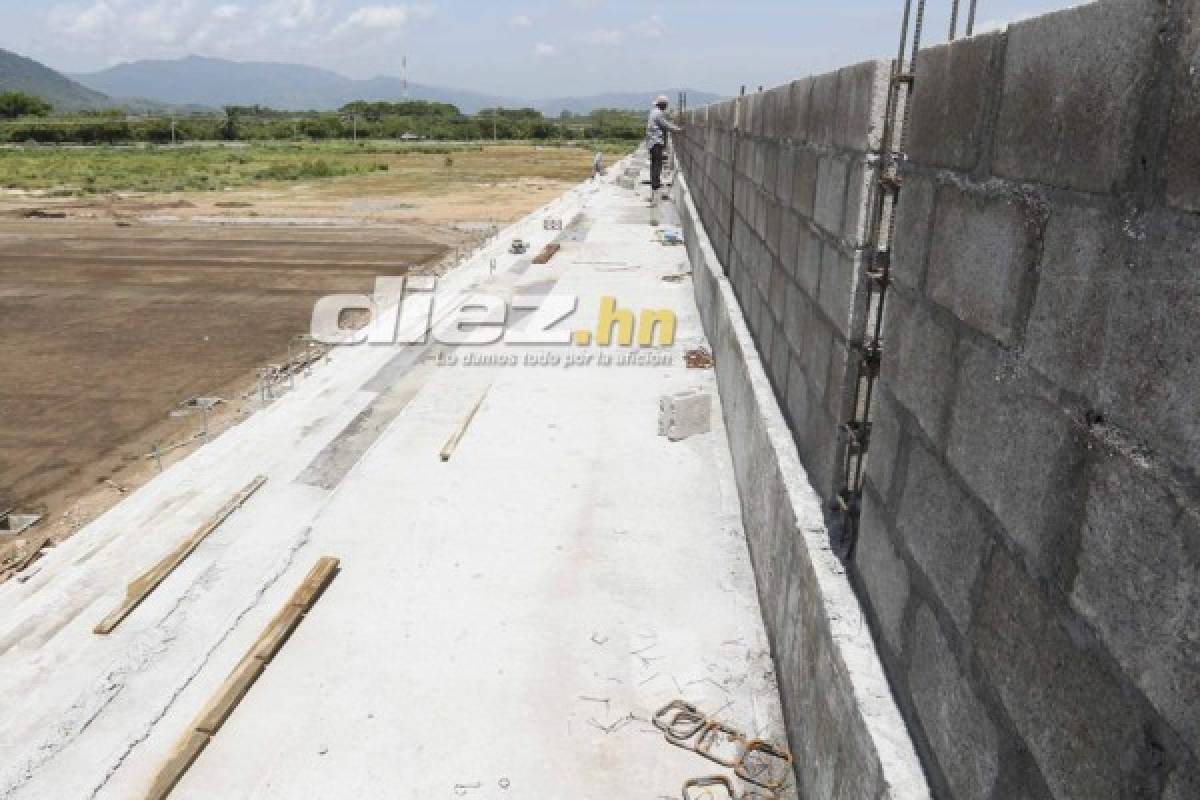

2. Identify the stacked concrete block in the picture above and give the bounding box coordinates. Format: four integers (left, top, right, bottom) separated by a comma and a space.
851, 1, 1200, 798
676, 59, 892, 500
674, 175, 930, 800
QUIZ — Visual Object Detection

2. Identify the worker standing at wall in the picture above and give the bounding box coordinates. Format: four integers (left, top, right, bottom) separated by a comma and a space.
646, 94, 681, 205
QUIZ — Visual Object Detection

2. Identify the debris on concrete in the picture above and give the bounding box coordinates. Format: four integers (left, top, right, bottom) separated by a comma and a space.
655, 699, 793, 798
685, 347, 715, 369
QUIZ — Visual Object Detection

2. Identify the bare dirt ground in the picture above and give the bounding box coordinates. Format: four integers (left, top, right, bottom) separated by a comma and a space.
0, 145, 591, 566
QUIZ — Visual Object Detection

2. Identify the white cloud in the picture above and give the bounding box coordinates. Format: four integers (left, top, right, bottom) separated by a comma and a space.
270, 0, 319, 30
534, 42, 558, 57
212, 4, 244, 20
581, 28, 623, 45
330, 3, 434, 38
634, 13, 666, 39
47, 1, 118, 39
510, 14, 532, 28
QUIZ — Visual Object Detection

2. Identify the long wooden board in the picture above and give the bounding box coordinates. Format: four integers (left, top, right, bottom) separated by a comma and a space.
144, 556, 340, 800
532, 242, 561, 264
439, 387, 491, 462
94, 476, 268, 634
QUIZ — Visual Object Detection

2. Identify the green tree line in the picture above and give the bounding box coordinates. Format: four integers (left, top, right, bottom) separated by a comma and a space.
0, 95, 647, 144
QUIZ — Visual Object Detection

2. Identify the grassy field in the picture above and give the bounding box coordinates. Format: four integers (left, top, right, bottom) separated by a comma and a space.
0, 140, 635, 195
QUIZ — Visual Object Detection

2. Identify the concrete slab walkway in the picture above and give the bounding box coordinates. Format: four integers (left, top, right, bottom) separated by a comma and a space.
0, 163, 792, 799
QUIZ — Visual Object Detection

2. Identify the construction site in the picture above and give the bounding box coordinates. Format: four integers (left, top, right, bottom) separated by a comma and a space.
1, 1, 1199, 799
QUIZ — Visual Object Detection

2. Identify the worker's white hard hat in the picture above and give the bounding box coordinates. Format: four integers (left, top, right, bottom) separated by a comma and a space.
655, 95, 670, 105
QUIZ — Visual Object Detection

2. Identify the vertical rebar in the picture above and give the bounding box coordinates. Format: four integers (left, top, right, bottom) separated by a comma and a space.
949, 0, 961, 40
966, 0, 978, 36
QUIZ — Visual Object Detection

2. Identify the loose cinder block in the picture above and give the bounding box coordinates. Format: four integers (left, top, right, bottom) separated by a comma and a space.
855, 496, 910, 655
926, 181, 1044, 345
992, 0, 1161, 193
880, 287, 957, 452
906, 32, 1006, 171
1071, 452, 1200, 758
834, 59, 890, 152
658, 390, 713, 441
975, 548, 1149, 800
946, 336, 1086, 581
895, 442, 989, 635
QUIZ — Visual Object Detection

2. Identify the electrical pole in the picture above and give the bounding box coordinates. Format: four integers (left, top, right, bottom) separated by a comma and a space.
493, 108, 498, 142
170, 115, 176, 145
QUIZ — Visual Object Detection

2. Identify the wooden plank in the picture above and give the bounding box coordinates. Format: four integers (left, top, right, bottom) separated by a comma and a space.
194, 658, 265, 735
94, 476, 268, 634
439, 387, 491, 462
143, 556, 339, 799
533, 243, 561, 264
144, 731, 211, 800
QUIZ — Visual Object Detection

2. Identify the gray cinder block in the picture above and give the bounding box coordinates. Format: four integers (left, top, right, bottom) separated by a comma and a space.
907, 32, 1006, 171
814, 155, 850, 235
925, 180, 1044, 345
975, 548, 1149, 800
834, 60, 891, 152
880, 288, 957, 449
889, 169, 936, 292
657, 389, 712, 441
792, 148, 819, 219
895, 442, 989, 634
855, 497, 910, 654
992, 0, 1161, 193
946, 336, 1086, 580
1071, 452, 1200, 757
909, 605, 1000, 800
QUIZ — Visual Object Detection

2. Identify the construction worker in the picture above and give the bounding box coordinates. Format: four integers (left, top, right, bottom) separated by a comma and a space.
592, 150, 605, 180
646, 95, 681, 202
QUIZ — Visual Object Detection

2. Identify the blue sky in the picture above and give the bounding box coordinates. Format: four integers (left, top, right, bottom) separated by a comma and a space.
1, 0, 1084, 97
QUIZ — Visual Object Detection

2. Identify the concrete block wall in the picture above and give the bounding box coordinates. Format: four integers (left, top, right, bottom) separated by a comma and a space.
677, 60, 891, 500
854, 2, 1200, 799
676, 1, 1200, 798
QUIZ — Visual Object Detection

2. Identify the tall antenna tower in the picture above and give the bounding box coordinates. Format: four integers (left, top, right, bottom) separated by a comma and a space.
401, 55, 409, 100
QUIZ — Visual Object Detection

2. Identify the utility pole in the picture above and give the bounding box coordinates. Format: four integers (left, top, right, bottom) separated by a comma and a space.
170, 115, 176, 145
352, 113, 357, 142
493, 107, 498, 142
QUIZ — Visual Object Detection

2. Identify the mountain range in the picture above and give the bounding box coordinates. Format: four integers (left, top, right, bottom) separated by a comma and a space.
0, 48, 110, 112
0, 49, 722, 116
69, 55, 721, 115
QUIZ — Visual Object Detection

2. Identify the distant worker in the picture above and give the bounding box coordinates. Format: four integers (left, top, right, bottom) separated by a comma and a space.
646, 95, 681, 203
592, 150, 605, 180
